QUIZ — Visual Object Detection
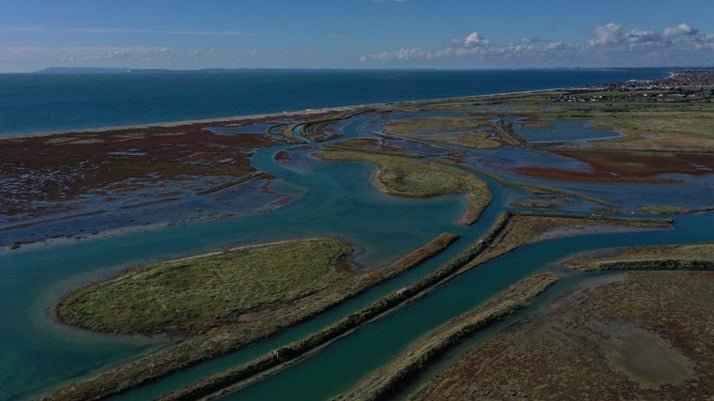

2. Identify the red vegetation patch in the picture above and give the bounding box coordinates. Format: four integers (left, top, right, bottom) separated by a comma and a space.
412, 272, 713, 401
332, 137, 413, 154
0, 122, 276, 219
514, 150, 714, 182
513, 166, 673, 183
553, 149, 714, 176
274, 150, 292, 161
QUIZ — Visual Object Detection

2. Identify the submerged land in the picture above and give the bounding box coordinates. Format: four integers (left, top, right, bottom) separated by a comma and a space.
2, 71, 712, 401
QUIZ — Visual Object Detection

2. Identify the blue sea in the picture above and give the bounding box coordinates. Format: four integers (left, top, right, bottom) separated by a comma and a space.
0, 69, 669, 136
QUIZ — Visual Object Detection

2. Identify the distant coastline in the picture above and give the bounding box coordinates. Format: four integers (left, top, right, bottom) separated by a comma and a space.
0, 69, 668, 137
29, 66, 703, 74
0, 87, 565, 140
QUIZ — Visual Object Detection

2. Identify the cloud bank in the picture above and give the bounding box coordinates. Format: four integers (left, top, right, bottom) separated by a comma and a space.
360, 22, 714, 66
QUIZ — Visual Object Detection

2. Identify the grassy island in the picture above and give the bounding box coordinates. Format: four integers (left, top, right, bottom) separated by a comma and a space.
383, 117, 501, 149
45, 233, 459, 401
317, 149, 491, 225
58, 238, 355, 335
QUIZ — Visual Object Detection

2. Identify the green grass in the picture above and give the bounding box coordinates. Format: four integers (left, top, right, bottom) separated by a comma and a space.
58, 238, 356, 334
563, 242, 714, 271
637, 205, 693, 215
475, 214, 672, 264
317, 149, 491, 224
384, 117, 489, 135
439, 88, 714, 143
592, 111, 714, 139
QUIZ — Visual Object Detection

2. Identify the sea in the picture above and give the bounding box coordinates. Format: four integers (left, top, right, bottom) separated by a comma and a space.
0, 68, 670, 136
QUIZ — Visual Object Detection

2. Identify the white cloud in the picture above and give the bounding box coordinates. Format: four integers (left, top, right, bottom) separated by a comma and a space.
361, 47, 425, 62
625, 29, 660, 44
361, 31, 568, 62
588, 24, 667, 49
46, 46, 171, 62
463, 32, 490, 48
664, 23, 698, 37
589, 23, 623, 46
360, 22, 712, 66
544, 41, 566, 51
694, 33, 714, 49
587, 22, 701, 49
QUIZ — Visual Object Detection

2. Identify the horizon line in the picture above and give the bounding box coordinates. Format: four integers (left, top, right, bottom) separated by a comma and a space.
6, 65, 714, 74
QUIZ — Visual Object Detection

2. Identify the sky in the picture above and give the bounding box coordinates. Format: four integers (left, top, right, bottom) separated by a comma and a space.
0, 0, 713, 72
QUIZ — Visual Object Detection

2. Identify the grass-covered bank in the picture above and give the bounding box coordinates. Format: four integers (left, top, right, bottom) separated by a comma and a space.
317, 149, 491, 225
562, 242, 714, 271
473, 212, 673, 265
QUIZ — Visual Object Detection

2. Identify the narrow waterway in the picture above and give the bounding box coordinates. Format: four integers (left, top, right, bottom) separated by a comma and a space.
0, 118, 468, 400
213, 213, 714, 401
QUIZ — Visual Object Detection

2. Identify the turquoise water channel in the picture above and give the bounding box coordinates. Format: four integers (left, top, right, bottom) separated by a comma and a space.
1, 145, 467, 400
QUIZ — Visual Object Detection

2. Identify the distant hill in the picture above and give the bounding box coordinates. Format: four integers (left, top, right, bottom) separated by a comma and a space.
35, 67, 171, 74
33, 67, 438, 75
33, 67, 359, 74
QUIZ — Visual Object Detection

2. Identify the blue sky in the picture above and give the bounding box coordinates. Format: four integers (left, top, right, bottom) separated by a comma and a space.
1, 0, 713, 72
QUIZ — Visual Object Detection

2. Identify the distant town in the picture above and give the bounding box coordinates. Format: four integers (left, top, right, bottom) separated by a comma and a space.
552, 70, 714, 103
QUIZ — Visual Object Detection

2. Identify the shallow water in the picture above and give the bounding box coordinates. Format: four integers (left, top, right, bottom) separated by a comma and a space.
0, 145, 468, 400
515, 120, 622, 143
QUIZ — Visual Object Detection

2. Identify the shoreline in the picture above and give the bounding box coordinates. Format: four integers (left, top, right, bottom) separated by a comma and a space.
0, 87, 577, 140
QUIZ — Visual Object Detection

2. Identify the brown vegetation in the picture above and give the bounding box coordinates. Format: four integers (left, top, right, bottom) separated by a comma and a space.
409, 271, 713, 401
474, 212, 672, 264
562, 242, 714, 271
